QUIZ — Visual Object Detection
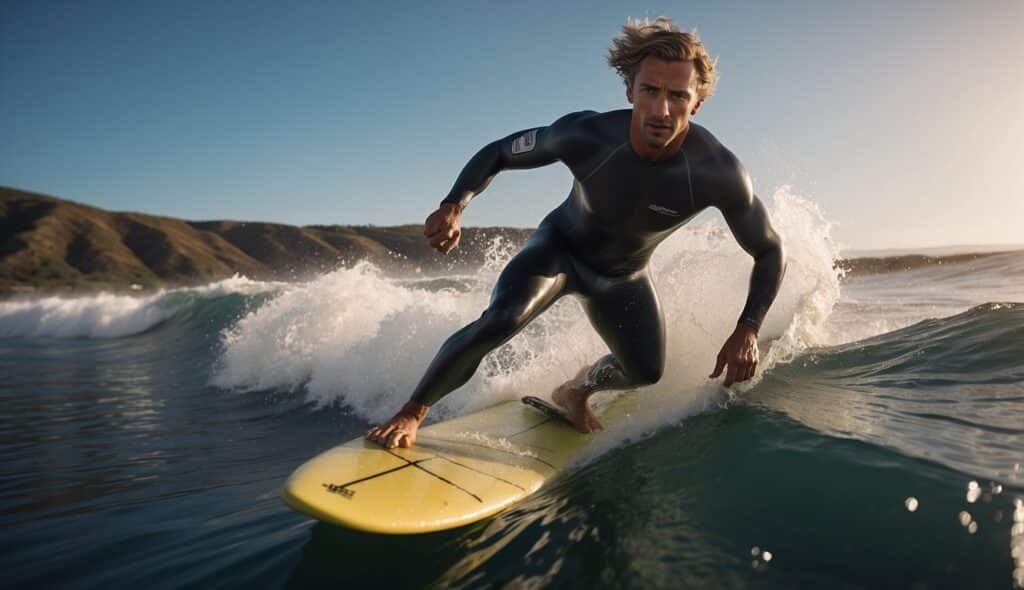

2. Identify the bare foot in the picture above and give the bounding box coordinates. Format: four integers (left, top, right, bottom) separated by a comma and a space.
551, 366, 603, 433
365, 401, 429, 449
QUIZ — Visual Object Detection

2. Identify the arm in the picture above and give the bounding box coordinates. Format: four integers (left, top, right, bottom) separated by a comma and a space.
709, 170, 786, 386
720, 180, 786, 332
427, 113, 588, 253
441, 113, 585, 210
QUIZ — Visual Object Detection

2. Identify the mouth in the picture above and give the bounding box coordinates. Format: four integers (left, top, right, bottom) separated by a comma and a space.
646, 122, 673, 134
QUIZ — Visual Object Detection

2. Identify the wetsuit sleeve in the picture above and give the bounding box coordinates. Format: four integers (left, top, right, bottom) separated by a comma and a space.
441, 113, 586, 210
718, 176, 786, 332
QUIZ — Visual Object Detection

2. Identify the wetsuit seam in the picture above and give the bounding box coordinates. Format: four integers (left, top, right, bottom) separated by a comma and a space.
579, 142, 629, 185
682, 150, 696, 213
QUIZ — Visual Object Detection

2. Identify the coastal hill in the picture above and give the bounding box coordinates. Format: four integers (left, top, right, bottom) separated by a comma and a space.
2, 186, 1019, 297
0, 187, 532, 296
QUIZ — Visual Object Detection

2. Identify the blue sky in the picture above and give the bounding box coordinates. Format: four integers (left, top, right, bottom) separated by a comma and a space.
2, 1, 1022, 250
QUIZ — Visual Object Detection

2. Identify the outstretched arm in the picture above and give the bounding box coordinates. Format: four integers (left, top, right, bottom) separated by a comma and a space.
710, 173, 786, 386
427, 112, 588, 253
441, 113, 586, 210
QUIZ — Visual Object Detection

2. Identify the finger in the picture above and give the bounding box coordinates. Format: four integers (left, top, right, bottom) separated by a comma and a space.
386, 429, 405, 449
429, 229, 456, 249
724, 363, 738, 387
710, 353, 726, 378
442, 237, 459, 254
738, 365, 750, 382
398, 433, 412, 448
427, 231, 446, 246
746, 365, 756, 381
378, 424, 397, 441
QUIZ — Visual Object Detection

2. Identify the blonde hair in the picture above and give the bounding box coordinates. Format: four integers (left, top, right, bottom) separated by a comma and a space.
607, 17, 718, 100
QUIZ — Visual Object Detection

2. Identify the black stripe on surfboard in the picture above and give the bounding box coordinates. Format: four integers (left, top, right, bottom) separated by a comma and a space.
434, 455, 527, 491
323, 461, 420, 493
411, 462, 483, 503
393, 441, 528, 492
385, 449, 483, 503
506, 417, 554, 440
417, 436, 557, 471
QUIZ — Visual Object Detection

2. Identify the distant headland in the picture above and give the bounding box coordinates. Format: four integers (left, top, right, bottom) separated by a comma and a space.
0, 186, 532, 297
2, 186, 1020, 297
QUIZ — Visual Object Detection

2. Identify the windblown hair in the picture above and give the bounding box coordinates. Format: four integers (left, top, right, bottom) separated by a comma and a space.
607, 17, 718, 100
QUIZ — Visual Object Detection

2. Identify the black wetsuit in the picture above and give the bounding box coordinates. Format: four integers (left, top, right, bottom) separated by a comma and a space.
411, 109, 785, 406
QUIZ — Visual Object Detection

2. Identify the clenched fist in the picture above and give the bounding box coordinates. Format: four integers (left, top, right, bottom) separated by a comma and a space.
424, 203, 463, 254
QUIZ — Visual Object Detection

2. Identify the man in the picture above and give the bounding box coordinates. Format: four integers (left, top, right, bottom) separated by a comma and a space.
367, 17, 785, 449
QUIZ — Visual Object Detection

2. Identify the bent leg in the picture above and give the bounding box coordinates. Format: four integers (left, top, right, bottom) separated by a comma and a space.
552, 271, 665, 432
409, 229, 574, 406
582, 270, 666, 390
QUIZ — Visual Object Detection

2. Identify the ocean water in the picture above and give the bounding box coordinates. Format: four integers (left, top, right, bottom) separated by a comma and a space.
2, 190, 1022, 589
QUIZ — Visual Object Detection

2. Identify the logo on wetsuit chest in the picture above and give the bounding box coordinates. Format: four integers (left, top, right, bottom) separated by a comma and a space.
648, 204, 681, 217
511, 129, 538, 154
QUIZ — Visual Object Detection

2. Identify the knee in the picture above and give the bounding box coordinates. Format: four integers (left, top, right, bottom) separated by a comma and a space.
476, 302, 528, 341
626, 359, 664, 386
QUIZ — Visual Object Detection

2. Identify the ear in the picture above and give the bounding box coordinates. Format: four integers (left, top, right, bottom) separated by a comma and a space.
626, 83, 634, 104
690, 99, 704, 116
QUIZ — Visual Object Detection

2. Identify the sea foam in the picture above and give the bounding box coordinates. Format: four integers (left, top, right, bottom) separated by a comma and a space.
212, 188, 844, 438
0, 275, 280, 339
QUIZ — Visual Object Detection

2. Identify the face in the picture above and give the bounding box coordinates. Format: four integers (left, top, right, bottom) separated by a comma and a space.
626, 57, 703, 152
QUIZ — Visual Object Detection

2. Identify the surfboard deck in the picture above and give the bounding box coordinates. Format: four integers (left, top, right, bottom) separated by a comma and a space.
281, 394, 633, 535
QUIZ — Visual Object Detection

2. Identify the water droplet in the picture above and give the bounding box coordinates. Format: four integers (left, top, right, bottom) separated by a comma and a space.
968, 522, 978, 534
750, 546, 760, 556
992, 483, 1004, 494
763, 551, 773, 562
959, 511, 972, 526
905, 497, 919, 512
968, 481, 980, 490
968, 488, 982, 503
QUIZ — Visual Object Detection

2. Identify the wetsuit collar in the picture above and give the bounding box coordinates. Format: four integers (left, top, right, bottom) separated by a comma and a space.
627, 123, 690, 163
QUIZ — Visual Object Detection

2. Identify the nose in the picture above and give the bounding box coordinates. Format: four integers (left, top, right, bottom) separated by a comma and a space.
653, 96, 669, 118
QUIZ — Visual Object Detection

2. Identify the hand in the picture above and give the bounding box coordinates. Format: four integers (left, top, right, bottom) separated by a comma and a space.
710, 323, 759, 387
365, 401, 429, 449
424, 203, 463, 254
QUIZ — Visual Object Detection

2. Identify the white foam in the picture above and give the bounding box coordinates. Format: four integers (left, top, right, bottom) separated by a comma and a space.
0, 274, 281, 339
213, 188, 844, 440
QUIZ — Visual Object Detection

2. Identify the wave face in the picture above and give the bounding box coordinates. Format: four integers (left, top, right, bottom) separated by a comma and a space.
0, 275, 282, 339
755, 302, 1024, 483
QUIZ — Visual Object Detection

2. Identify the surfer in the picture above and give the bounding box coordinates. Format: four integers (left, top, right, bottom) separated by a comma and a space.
367, 17, 786, 448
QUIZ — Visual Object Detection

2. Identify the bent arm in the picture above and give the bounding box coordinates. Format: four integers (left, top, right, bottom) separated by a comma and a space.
441, 113, 586, 210
721, 191, 786, 332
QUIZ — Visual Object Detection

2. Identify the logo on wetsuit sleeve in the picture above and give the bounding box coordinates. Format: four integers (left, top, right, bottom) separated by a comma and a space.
511, 129, 538, 154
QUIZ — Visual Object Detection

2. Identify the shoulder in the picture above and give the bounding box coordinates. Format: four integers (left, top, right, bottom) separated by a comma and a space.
548, 109, 626, 139
689, 124, 754, 211
545, 109, 628, 160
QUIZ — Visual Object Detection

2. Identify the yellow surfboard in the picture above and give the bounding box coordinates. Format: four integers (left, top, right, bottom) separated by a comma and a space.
281, 395, 631, 534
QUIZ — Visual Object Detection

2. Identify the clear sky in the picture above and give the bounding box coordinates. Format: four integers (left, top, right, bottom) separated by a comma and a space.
2, 1, 1022, 250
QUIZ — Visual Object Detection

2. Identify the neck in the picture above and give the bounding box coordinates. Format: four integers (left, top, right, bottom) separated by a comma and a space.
629, 122, 690, 161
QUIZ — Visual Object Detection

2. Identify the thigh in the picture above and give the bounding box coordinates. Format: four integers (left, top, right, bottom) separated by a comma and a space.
582, 271, 665, 380
486, 227, 576, 325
